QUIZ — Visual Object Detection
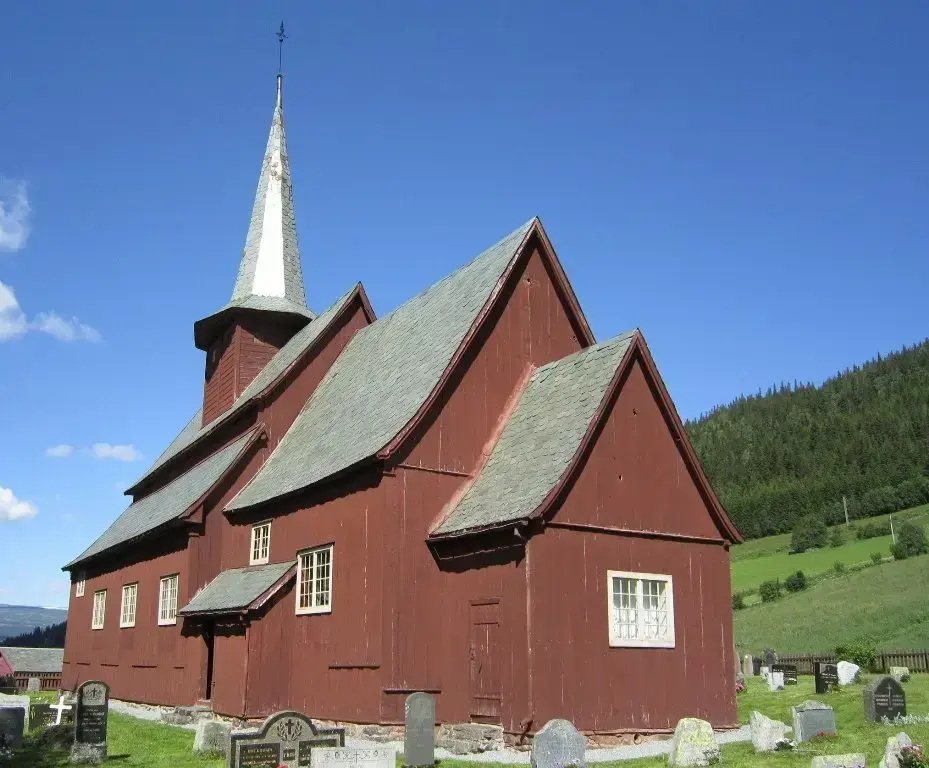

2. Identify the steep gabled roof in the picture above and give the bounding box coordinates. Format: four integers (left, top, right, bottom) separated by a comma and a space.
179, 562, 295, 616
128, 285, 365, 495
432, 331, 637, 537
226, 219, 540, 512
0, 647, 64, 674
65, 430, 259, 569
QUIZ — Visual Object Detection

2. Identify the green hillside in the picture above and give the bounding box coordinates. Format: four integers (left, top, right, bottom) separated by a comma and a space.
686, 338, 929, 539
733, 553, 929, 652
0, 604, 68, 641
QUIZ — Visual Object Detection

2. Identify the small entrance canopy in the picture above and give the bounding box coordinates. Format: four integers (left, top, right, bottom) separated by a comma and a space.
179, 561, 295, 617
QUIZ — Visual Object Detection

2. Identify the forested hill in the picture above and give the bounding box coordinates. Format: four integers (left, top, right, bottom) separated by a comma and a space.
686, 338, 929, 540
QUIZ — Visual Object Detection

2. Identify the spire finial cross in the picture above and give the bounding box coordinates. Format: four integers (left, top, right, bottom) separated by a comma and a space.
277, 21, 287, 75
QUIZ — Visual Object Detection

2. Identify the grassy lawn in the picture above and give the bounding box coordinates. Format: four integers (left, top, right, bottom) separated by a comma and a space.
12, 678, 929, 767
730, 504, 929, 594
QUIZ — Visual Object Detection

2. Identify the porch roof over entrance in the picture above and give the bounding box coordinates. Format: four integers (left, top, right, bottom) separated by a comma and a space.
179, 561, 296, 616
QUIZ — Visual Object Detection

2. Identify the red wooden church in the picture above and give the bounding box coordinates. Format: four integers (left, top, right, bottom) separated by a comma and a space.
62, 74, 742, 735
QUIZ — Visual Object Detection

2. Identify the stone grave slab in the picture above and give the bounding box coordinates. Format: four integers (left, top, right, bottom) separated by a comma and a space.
0, 707, 25, 751
26, 678, 41, 693
890, 666, 911, 683
772, 663, 798, 684
766, 671, 785, 691
749, 711, 791, 753
752, 658, 761, 676
814, 662, 840, 694
667, 718, 719, 767
810, 755, 865, 768
792, 700, 836, 743
311, 746, 396, 768
879, 731, 912, 768
741, 655, 754, 677
30, 702, 56, 729
865, 676, 906, 723
530, 719, 585, 768
837, 661, 860, 685
404, 692, 435, 768
229, 710, 345, 768
194, 719, 231, 757
71, 679, 110, 764
763, 649, 778, 668
0, 694, 30, 731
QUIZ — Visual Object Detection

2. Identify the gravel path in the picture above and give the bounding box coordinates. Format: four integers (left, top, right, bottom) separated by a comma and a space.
110, 699, 752, 763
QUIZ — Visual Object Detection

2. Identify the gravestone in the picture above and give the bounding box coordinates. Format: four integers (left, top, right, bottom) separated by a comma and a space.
810, 756, 865, 768
667, 718, 719, 767
890, 666, 911, 683
530, 719, 585, 768
26, 677, 41, 693
766, 671, 785, 691
404, 692, 435, 768
772, 663, 798, 685
229, 710, 344, 768
30, 702, 56, 729
194, 719, 231, 757
742, 655, 754, 677
763, 649, 777, 668
311, 747, 396, 768
0, 694, 30, 731
71, 679, 110, 764
879, 731, 912, 768
50, 694, 74, 726
752, 658, 761, 676
864, 676, 907, 723
0, 707, 26, 751
792, 700, 836, 743
814, 662, 840, 694
837, 660, 861, 685
749, 711, 792, 753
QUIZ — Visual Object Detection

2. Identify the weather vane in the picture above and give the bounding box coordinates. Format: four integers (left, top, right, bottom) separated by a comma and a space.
277, 21, 287, 75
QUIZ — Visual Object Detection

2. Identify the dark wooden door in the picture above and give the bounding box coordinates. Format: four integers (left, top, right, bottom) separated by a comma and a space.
469, 599, 502, 723
203, 622, 215, 702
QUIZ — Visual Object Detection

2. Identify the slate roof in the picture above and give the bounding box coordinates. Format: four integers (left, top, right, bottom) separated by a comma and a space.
0, 647, 64, 674
432, 331, 637, 537
226, 219, 536, 511
130, 286, 359, 492
66, 430, 257, 568
179, 562, 295, 615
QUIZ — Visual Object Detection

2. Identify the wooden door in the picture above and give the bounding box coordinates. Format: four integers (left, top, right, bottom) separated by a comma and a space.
469, 599, 502, 723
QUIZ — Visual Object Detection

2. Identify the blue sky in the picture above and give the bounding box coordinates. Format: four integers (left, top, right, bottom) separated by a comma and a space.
1, 1, 927, 608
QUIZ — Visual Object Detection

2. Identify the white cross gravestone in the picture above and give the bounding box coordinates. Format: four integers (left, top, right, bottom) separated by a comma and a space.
51, 695, 73, 725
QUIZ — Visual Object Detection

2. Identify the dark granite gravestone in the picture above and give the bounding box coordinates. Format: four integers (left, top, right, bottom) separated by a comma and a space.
0, 707, 25, 751
772, 663, 799, 685
71, 679, 110, 764
792, 700, 837, 743
404, 692, 435, 767
864, 676, 906, 723
30, 703, 56, 729
752, 658, 762, 676
530, 719, 586, 768
229, 711, 345, 768
763, 649, 778, 669
814, 662, 840, 695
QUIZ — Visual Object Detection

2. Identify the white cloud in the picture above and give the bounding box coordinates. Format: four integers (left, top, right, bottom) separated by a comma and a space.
45, 444, 75, 458
0, 179, 30, 252
91, 443, 142, 462
0, 280, 100, 343
0, 486, 39, 521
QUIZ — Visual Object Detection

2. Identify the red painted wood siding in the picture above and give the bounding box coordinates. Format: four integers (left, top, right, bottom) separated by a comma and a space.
203, 327, 237, 425
0, 654, 13, 678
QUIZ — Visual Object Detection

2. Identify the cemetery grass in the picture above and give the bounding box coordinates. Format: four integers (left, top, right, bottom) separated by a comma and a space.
734, 551, 929, 652
730, 503, 929, 594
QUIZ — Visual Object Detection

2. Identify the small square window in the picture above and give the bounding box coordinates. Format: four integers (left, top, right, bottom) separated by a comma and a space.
120, 583, 137, 628
75, 573, 85, 598
91, 590, 106, 630
250, 521, 272, 565
607, 571, 675, 648
296, 545, 333, 615
158, 574, 179, 626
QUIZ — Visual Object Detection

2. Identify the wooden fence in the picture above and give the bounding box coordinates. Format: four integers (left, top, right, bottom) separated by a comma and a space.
772, 650, 929, 674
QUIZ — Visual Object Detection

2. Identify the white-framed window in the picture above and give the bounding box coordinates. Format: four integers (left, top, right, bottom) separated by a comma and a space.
120, 583, 138, 628
75, 572, 86, 598
158, 574, 179, 626
250, 521, 272, 565
91, 590, 107, 630
607, 571, 675, 648
296, 545, 333, 615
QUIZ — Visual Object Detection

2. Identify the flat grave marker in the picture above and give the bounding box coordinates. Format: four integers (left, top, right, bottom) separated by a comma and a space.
229, 711, 345, 768
0, 706, 25, 751
404, 692, 435, 768
311, 747, 396, 768
792, 700, 836, 743
864, 676, 906, 723
814, 662, 840, 695
71, 679, 110, 764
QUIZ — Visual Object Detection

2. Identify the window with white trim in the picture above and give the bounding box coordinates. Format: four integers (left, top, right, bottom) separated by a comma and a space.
91, 590, 106, 630
120, 583, 137, 628
158, 574, 179, 626
250, 521, 271, 565
75, 573, 85, 597
296, 545, 333, 615
607, 571, 675, 648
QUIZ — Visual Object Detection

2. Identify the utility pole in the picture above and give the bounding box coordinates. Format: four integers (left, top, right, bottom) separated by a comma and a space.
843, 495, 849, 527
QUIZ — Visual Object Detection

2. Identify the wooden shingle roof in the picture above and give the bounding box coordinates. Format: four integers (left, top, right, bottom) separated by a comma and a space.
179, 562, 295, 616
0, 647, 64, 675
